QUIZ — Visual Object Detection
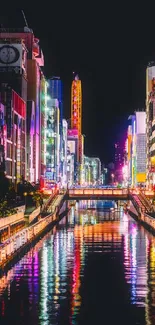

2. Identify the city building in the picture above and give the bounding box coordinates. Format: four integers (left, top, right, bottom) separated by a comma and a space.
0, 84, 26, 184
114, 142, 125, 183
0, 27, 44, 184
67, 129, 79, 182
70, 73, 85, 183
0, 102, 5, 173
83, 156, 101, 186
114, 142, 124, 168
40, 74, 47, 184
78, 134, 85, 185
61, 119, 68, 187
67, 151, 75, 187
127, 112, 146, 187
26, 100, 35, 183
45, 98, 60, 186
48, 77, 64, 184
100, 164, 108, 185
146, 62, 155, 188
48, 77, 63, 124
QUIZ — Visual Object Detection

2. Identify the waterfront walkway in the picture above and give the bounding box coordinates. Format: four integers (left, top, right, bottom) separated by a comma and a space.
0, 192, 66, 267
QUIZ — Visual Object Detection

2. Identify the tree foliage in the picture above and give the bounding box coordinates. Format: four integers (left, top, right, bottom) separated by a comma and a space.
0, 201, 17, 218
32, 192, 43, 208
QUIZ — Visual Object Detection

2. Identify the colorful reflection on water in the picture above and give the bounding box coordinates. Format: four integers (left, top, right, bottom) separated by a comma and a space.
0, 201, 155, 324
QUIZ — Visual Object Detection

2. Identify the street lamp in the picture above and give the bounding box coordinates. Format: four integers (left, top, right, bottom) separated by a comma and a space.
23, 192, 27, 207
111, 173, 114, 184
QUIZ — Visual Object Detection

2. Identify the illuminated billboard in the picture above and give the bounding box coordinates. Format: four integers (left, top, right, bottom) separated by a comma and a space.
0, 43, 27, 74
135, 112, 146, 134
68, 129, 78, 137
71, 74, 82, 135
67, 140, 76, 154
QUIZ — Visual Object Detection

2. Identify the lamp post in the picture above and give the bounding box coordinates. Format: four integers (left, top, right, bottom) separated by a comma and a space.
111, 173, 114, 184
23, 192, 27, 207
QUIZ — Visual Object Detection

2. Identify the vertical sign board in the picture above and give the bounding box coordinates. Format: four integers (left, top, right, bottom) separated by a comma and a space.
16, 119, 21, 183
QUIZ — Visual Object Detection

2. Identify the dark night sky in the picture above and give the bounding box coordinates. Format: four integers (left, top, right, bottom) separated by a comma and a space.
1, 6, 155, 164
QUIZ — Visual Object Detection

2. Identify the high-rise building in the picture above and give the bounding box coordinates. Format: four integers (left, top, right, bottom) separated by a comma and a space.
48, 77, 63, 124
26, 100, 35, 182
127, 112, 146, 187
0, 27, 44, 184
45, 99, 60, 185
48, 77, 63, 183
67, 129, 79, 182
71, 74, 82, 136
61, 119, 68, 187
114, 142, 124, 169
83, 156, 101, 186
71, 73, 82, 164
70, 73, 84, 184
114, 142, 125, 183
146, 63, 155, 188
40, 74, 47, 181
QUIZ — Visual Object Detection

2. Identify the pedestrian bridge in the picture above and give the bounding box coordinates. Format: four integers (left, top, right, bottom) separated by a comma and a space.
67, 188, 154, 200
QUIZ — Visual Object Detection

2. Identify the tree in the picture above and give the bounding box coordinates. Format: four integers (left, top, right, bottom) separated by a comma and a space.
0, 201, 17, 217
17, 178, 35, 198
32, 192, 43, 208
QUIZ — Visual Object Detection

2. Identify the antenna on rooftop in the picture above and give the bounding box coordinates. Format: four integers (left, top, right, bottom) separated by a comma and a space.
21, 10, 29, 27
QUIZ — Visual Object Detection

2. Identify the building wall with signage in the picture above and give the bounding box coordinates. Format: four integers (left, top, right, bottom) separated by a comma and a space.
127, 112, 146, 187
0, 102, 5, 173
0, 86, 26, 183
61, 119, 68, 187
45, 99, 60, 184
146, 64, 155, 188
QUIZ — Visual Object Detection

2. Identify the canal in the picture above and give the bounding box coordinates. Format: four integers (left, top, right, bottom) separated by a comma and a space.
0, 200, 155, 325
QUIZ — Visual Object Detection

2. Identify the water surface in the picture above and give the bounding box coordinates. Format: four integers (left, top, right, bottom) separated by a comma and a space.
0, 201, 155, 325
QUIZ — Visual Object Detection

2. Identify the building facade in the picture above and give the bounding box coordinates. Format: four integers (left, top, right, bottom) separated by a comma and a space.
40, 75, 47, 181
0, 102, 5, 173
67, 129, 79, 183
61, 119, 68, 187
83, 156, 101, 186
45, 99, 60, 185
0, 27, 44, 184
0, 85, 26, 184
127, 112, 146, 187
146, 63, 155, 188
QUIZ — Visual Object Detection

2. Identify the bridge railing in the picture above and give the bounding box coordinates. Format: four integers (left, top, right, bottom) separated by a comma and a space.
68, 188, 129, 196
68, 188, 155, 197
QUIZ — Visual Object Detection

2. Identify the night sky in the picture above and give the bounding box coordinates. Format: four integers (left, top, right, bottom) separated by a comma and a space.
1, 6, 155, 164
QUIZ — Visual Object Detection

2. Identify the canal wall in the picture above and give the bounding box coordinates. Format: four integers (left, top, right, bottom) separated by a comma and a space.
127, 203, 155, 235
0, 195, 69, 270
0, 212, 57, 269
